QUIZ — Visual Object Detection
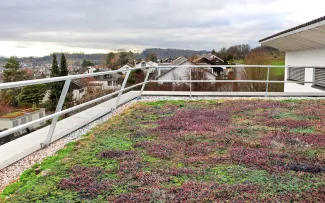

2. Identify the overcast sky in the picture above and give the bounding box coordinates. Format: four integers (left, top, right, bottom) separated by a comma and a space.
1, 0, 325, 57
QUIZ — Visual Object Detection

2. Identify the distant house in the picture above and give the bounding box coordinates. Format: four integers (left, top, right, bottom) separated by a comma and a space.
194, 54, 225, 76
259, 16, 325, 93
70, 79, 87, 100
0, 108, 46, 136
90, 71, 120, 90
120, 61, 159, 75
157, 56, 216, 83
135, 61, 158, 74
163, 58, 174, 63
200, 53, 224, 64
83, 66, 97, 74
119, 64, 134, 74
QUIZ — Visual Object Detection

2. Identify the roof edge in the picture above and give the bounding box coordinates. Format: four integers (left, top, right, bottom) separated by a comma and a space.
259, 16, 325, 43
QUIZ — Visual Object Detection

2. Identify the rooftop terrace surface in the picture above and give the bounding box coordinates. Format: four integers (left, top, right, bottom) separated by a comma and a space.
1, 99, 325, 202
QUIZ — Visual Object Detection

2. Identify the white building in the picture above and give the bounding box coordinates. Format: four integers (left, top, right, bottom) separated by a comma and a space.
88, 81, 120, 90
158, 56, 216, 82
259, 16, 325, 92
83, 66, 98, 74
0, 108, 46, 135
70, 80, 87, 100
119, 64, 134, 74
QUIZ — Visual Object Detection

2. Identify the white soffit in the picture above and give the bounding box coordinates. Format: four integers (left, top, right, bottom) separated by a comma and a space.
260, 18, 325, 52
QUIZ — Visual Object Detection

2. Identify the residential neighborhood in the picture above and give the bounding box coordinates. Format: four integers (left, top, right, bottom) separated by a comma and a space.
1, 0, 325, 201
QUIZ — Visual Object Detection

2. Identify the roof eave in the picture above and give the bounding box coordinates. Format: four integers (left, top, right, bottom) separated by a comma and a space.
259, 16, 325, 44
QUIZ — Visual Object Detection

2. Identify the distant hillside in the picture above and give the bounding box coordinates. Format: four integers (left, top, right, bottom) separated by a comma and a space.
17, 53, 106, 66
141, 48, 210, 59
0, 48, 211, 66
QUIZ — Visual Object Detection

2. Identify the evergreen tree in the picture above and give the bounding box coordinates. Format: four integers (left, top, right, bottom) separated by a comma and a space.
50, 54, 60, 77
211, 49, 216, 55
81, 59, 94, 68
60, 53, 69, 76
118, 52, 129, 66
2, 57, 28, 106
18, 84, 46, 107
117, 51, 135, 66
49, 54, 61, 110
106, 52, 115, 67
3, 57, 28, 83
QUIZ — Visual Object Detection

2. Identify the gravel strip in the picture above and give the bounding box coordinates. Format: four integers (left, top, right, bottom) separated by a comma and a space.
140, 96, 325, 101
0, 96, 323, 191
0, 100, 137, 191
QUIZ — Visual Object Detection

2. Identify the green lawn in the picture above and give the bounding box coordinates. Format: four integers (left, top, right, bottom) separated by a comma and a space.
2, 99, 325, 202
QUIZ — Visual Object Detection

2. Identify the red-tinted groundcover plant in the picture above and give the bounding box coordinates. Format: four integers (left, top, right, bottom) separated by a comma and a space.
2, 99, 325, 202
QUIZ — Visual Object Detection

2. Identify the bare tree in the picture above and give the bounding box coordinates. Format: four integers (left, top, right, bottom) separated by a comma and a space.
240, 48, 284, 92
241, 49, 270, 92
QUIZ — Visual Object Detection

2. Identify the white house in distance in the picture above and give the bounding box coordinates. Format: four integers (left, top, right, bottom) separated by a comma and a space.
158, 56, 216, 82
0, 108, 46, 135
259, 16, 325, 92
119, 64, 134, 74
120, 61, 158, 75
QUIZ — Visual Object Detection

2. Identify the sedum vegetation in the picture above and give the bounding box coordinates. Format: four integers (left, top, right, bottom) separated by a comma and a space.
1, 99, 325, 202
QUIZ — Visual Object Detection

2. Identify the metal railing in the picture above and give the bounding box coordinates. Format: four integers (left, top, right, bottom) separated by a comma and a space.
0, 67, 149, 146
0, 65, 324, 146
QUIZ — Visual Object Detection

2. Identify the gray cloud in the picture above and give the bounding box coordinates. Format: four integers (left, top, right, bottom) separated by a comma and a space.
0, 0, 325, 56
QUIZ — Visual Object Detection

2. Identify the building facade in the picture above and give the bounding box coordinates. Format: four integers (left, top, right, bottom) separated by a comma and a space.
0, 108, 46, 135
259, 16, 325, 93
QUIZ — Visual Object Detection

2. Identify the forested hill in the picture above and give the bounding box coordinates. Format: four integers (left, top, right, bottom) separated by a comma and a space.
0, 48, 210, 66
141, 48, 210, 59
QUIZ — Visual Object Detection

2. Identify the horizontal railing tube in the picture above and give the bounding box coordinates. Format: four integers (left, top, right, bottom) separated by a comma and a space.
151, 80, 324, 84
155, 65, 325, 69
0, 82, 148, 139
0, 67, 148, 90
1, 64, 325, 140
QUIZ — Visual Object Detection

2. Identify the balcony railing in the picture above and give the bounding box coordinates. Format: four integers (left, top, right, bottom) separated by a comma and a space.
0, 65, 324, 169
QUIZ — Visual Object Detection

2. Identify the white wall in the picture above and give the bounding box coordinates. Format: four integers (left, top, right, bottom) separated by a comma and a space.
0, 109, 46, 133
285, 48, 325, 92
0, 120, 13, 130
72, 88, 87, 100
159, 61, 216, 81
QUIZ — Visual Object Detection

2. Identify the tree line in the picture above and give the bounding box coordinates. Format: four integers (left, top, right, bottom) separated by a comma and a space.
0, 53, 69, 112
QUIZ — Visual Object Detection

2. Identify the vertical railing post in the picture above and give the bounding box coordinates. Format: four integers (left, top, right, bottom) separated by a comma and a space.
114, 70, 131, 109
42, 79, 71, 147
265, 65, 270, 98
312, 67, 315, 86
140, 67, 151, 97
190, 67, 192, 98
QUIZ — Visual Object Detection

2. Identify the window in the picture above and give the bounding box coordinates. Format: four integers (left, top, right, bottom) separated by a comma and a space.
21, 117, 27, 124
315, 68, 325, 88
13, 120, 19, 127
104, 75, 112, 79
288, 67, 305, 83
79, 88, 84, 93
39, 112, 44, 118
